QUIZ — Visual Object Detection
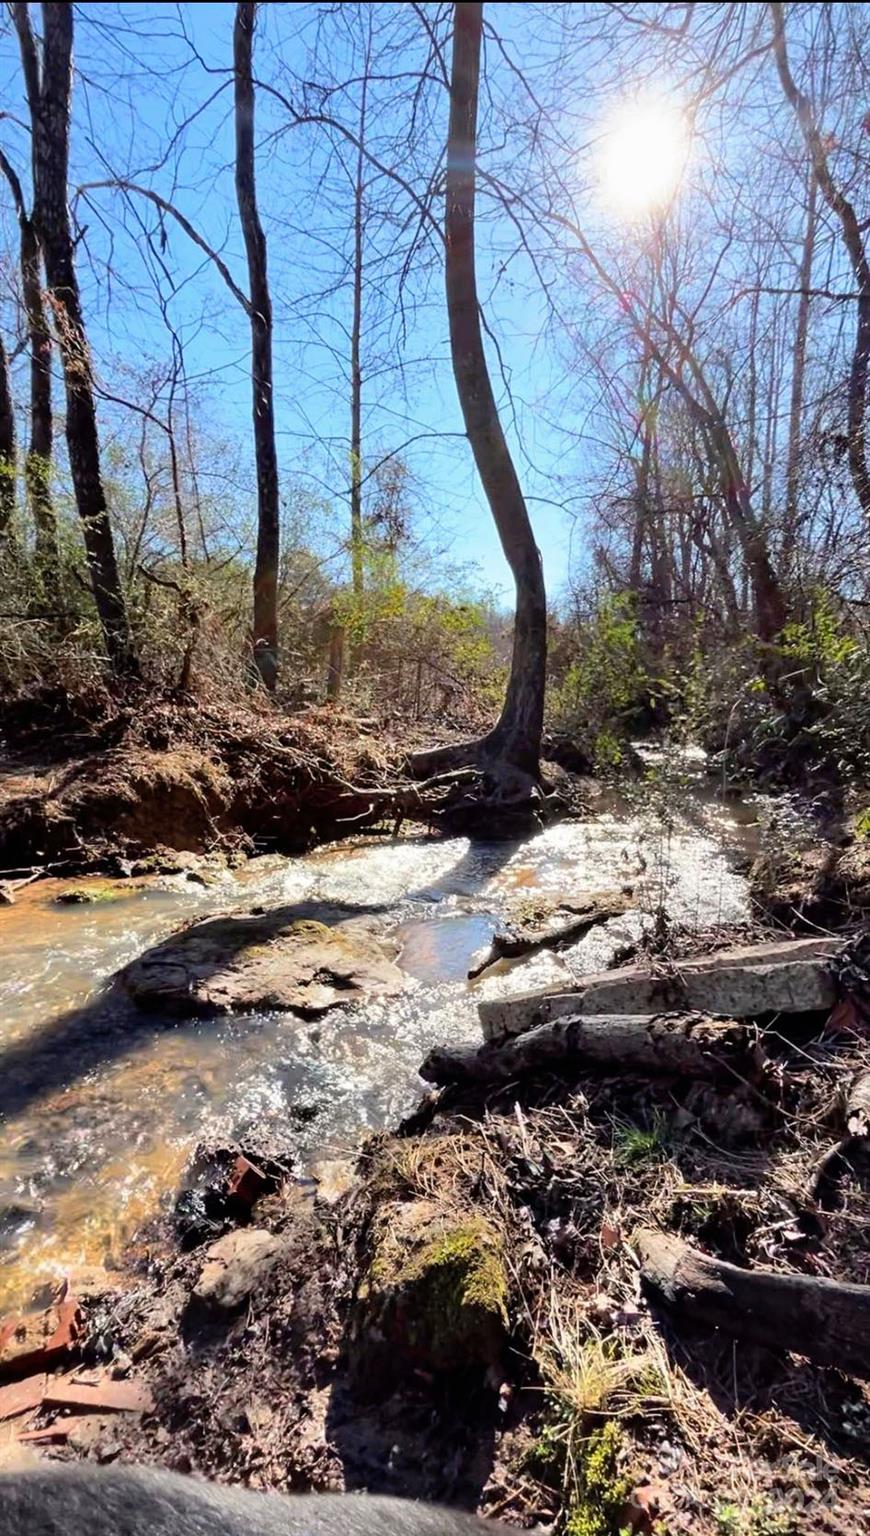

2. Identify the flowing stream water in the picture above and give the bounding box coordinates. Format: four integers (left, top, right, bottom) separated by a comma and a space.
0, 765, 799, 1313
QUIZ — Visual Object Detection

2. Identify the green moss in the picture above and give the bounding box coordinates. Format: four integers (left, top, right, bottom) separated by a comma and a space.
527, 1413, 631, 1536
56, 882, 125, 905
715, 1501, 797, 1536
564, 1421, 632, 1536
360, 1206, 508, 1377
373, 1218, 507, 1330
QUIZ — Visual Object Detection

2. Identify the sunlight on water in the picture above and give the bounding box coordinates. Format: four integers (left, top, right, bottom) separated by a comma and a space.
0, 776, 763, 1311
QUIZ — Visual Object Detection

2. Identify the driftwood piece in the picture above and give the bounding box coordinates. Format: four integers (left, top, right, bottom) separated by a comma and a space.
636, 1227, 870, 1379
808, 1069, 870, 1204
420, 1011, 762, 1087
468, 892, 631, 979
478, 936, 843, 1041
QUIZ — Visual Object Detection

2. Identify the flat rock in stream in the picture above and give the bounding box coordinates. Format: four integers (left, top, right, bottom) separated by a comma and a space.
122, 911, 405, 1017
478, 936, 844, 1040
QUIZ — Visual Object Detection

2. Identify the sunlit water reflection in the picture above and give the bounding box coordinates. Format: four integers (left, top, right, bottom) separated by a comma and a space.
0, 772, 783, 1310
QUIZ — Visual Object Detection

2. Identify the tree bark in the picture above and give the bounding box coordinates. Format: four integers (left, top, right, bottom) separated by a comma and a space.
444, 1, 547, 776
771, 1, 870, 533
421, 1012, 762, 1088
17, 2, 136, 675
0, 148, 57, 585
234, 1, 280, 691
349, 24, 369, 607
0, 335, 16, 547
636, 1228, 870, 1378
783, 170, 817, 563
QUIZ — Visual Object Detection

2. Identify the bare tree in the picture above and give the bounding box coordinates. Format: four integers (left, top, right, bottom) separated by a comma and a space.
0, 334, 15, 547
234, 1, 279, 691
13, 2, 136, 675
771, 1, 870, 533
0, 146, 58, 592
417, 0, 546, 782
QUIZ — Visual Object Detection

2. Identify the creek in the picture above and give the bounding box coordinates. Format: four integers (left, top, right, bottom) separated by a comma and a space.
0, 763, 808, 1312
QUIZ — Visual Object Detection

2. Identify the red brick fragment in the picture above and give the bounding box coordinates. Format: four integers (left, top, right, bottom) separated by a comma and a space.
43, 1373, 154, 1415
0, 1373, 47, 1422
0, 1297, 83, 1381
228, 1154, 270, 1208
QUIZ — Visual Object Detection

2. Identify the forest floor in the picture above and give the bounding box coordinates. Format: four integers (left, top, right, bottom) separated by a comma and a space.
8, 948, 870, 1536
3, 688, 870, 1535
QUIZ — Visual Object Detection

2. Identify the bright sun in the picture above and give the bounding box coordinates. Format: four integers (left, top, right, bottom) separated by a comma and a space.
599, 96, 690, 218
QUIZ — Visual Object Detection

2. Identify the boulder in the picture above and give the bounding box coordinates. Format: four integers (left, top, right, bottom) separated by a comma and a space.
478, 937, 843, 1040
192, 1229, 288, 1314
350, 1199, 508, 1396
122, 910, 405, 1017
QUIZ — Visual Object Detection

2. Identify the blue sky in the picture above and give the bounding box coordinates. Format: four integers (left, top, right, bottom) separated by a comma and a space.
1, 2, 599, 605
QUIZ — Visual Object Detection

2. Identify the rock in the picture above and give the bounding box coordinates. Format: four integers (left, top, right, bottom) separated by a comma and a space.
0, 1296, 83, 1382
55, 882, 125, 905
478, 937, 843, 1040
62, 1266, 125, 1302
192, 1229, 288, 1314
350, 1199, 508, 1396
122, 910, 405, 1017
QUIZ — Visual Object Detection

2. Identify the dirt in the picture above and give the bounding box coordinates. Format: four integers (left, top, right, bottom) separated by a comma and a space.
0, 691, 410, 875
751, 834, 870, 931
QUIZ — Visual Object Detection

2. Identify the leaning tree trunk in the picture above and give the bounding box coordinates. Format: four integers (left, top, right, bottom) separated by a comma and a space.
0, 335, 16, 547
20, 2, 136, 676
442, 0, 546, 776
234, 1, 280, 692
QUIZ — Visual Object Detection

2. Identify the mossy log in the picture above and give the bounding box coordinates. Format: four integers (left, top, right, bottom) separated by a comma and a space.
636, 1227, 870, 1378
420, 1011, 763, 1087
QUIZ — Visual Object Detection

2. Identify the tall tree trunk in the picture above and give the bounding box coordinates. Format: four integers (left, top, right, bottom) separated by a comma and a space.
349, 23, 369, 607
22, 211, 58, 589
783, 169, 817, 565
0, 335, 16, 547
771, 1, 870, 532
16, 2, 136, 675
234, 0, 279, 692
445, 0, 546, 775
0, 147, 57, 586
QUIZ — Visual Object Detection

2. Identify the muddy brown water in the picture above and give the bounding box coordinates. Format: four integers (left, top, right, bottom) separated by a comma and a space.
0, 765, 810, 1312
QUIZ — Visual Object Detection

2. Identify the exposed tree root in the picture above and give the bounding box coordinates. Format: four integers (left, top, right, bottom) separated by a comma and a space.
636, 1226, 870, 1378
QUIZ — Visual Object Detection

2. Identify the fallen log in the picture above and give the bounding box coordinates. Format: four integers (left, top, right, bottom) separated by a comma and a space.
478, 936, 843, 1041
420, 1012, 763, 1087
468, 892, 631, 979
635, 1227, 870, 1379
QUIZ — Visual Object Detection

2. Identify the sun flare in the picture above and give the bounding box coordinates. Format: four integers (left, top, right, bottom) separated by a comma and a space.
599, 96, 689, 218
